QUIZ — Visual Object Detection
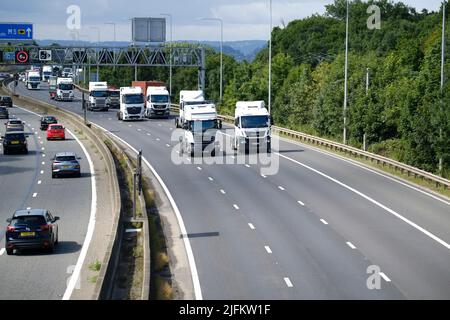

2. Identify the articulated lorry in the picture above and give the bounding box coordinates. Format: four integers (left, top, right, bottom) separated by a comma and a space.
26, 70, 41, 90
178, 90, 221, 157
107, 88, 120, 109
88, 82, 109, 111
42, 66, 53, 82
117, 87, 145, 121
48, 76, 57, 99
233, 101, 271, 153
131, 81, 169, 118
56, 78, 74, 101
176, 90, 205, 128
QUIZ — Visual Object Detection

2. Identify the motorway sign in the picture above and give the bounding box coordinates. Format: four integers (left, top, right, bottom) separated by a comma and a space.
39, 49, 52, 61
15, 50, 29, 63
2, 51, 15, 61
0, 23, 33, 40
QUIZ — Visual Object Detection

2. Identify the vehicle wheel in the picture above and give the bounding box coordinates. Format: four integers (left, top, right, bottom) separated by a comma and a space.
47, 244, 54, 254
54, 232, 59, 246
23, 149, 28, 154
190, 144, 195, 158
3, 149, 8, 155
180, 143, 184, 155
52, 173, 57, 178
76, 172, 81, 178
6, 248, 13, 255
267, 142, 271, 154
175, 118, 178, 128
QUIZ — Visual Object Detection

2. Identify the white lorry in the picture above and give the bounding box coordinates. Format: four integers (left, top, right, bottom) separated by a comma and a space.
55, 78, 74, 101
88, 82, 109, 111
145, 86, 170, 119
232, 101, 271, 153
179, 99, 221, 157
42, 66, 53, 82
26, 70, 41, 90
117, 87, 145, 121
176, 90, 205, 128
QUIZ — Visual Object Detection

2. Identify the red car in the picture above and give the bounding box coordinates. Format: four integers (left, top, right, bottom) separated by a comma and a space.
46, 124, 65, 140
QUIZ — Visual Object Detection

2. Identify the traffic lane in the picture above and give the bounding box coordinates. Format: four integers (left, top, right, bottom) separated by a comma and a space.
89, 119, 292, 299
96, 119, 403, 298
274, 137, 450, 245
0, 111, 41, 241
262, 151, 450, 299
0, 106, 92, 300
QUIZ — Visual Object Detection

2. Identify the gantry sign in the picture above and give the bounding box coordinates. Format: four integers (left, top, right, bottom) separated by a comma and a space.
0, 45, 206, 89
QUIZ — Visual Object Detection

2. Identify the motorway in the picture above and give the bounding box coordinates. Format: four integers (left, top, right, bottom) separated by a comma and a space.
12, 81, 450, 299
0, 103, 92, 299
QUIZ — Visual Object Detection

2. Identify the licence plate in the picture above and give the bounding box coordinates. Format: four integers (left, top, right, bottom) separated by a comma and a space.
11, 141, 19, 145
62, 165, 70, 169
20, 232, 35, 237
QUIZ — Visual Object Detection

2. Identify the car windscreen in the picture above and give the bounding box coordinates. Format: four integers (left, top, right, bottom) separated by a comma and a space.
58, 83, 73, 90
11, 215, 46, 227
8, 120, 22, 125
0, 107, 7, 112
150, 95, 169, 103
240, 115, 269, 128
5, 133, 25, 140
108, 91, 119, 97
43, 117, 57, 122
91, 91, 108, 97
50, 125, 63, 130
2, 97, 11, 102
55, 156, 76, 162
123, 94, 144, 104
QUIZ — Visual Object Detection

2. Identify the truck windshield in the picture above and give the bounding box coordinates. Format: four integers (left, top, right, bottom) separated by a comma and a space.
108, 91, 119, 97
58, 83, 73, 90
91, 91, 108, 98
29, 77, 41, 82
241, 115, 269, 129
123, 94, 144, 104
150, 95, 169, 103
190, 120, 217, 132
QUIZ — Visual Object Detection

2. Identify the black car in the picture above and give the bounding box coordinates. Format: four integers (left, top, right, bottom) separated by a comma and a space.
0, 106, 8, 119
40, 115, 58, 130
5, 209, 59, 255
0, 96, 13, 108
1, 131, 28, 154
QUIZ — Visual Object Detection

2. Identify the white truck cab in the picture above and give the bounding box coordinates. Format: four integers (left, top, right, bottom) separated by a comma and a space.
146, 86, 170, 119
233, 101, 271, 153
26, 71, 41, 90
88, 82, 109, 111
56, 77, 74, 101
118, 86, 145, 121
176, 90, 205, 128
179, 102, 222, 157
42, 66, 53, 82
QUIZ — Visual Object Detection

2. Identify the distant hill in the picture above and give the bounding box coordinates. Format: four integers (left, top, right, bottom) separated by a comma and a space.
36, 39, 266, 62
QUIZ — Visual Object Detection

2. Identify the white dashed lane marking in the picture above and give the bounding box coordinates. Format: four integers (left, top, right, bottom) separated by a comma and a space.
220, 189, 226, 194
346, 242, 356, 249
32, 193, 37, 198
248, 223, 255, 230
284, 277, 294, 288
233, 204, 239, 210
264, 246, 272, 254
297, 200, 305, 206
320, 219, 328, 225
380, 272, 391, 282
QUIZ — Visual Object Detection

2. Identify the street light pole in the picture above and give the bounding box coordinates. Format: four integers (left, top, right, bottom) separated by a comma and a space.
199, 17, 223, 102
366, 67, 370, 96
161, 14, 173, 98
343, 0, 349, 145
268, 0, 272, 116
439, 0, 446, 174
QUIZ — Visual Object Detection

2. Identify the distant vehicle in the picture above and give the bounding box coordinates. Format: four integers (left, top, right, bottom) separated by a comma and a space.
26, 70, 41, 90
48, 76, 57, 99
51, 152, 81, 178
42, 65, 53, 82
5, 119, 25, 131
40, 116, 58, 130
106, 89, 120, 109
117, 86, 145, 121
46, 124, 65, 140
145, 85, 170, 119
56, 78, 74, 101
5, 209, 59, 255
179, 97, 221, 157
62, 67, 72, 77
88, 82, 108, 111
1, 131, 28, 154
176, 90, 205, 128
233, 101, 271, 154
19, 73, 26, 82
0, 96, 13, 108
0, 106, 9, 119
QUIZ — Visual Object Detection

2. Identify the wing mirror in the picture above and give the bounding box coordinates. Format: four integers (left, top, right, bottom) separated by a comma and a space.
53, 217, 60, 222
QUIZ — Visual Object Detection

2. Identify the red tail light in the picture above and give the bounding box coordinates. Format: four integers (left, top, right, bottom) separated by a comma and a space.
6, 226, 15, 232
40, 225, 50, 231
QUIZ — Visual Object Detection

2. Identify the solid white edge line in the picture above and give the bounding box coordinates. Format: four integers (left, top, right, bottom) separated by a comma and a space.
63, 128, 96, 300
277, 136, 450, 207
94, 125, 203, 300
277, 152, 450, 250
14, 106, 97, 300
346, 241, 356, 249
0, 248, 5, 256
264, 246, 272, 254
284, 277, 293, 287
379, 272, 391, 282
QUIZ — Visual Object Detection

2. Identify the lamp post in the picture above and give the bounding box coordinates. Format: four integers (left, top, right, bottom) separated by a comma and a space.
439, 1, 446, 174
161, 13, 173, 98
343, 0, 349, 145
268, 0, 272, 116
199, 17, 223, 102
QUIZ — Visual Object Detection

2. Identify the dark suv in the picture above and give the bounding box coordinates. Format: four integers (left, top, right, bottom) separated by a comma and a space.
5, 209, 59, 255
0, 106, 8, 119
40, 116, 58, 130
0, 96, 13, 108
1, 131, 28, 154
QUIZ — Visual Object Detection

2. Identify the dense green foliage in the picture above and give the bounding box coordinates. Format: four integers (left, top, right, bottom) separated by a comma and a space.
94, 0, 450, 177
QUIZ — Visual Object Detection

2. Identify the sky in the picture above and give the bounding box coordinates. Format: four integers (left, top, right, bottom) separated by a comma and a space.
0, 0, 445, 42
